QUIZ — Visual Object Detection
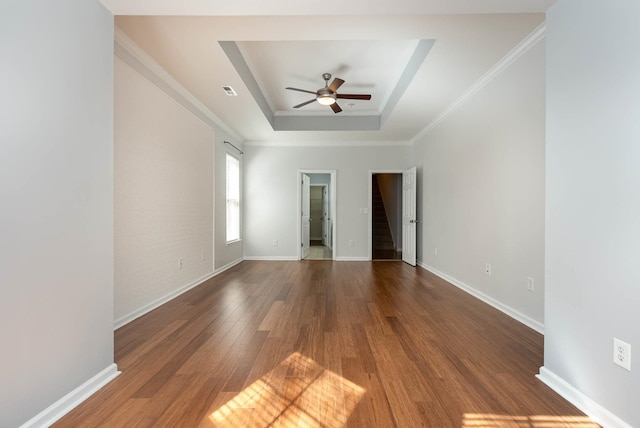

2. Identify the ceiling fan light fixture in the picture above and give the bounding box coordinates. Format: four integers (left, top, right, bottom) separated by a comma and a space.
317, 94, 336, 106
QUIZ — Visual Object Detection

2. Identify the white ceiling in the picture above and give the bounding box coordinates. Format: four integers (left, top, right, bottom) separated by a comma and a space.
101, 0, 557, 16
105, 0, 555, 144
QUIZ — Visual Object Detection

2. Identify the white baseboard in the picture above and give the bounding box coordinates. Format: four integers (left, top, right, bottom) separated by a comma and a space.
115, 259, 245, 330
114, 272, 216, 329
214, 258, 243, 275
335, 257, 370, 261
114, 259, 243, 330
417, 261, 544, 334
537, 367, 632, 428
20, 364, 120, 428
243, 256, 298, 261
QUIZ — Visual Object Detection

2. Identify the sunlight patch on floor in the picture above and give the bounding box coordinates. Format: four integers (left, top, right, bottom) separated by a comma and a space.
209, 352, 365, 427
462, 413, 600, 427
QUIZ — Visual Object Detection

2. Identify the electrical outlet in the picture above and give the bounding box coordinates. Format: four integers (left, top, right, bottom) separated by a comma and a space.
201, 251, 205, 261
178, 258, 183, 269
613, 338, 631, 371
434, 247, 438, 256
527, 277, 535, 292
272, 239, 278, 246
485, 263, 491, 275
349, 240, 354, 247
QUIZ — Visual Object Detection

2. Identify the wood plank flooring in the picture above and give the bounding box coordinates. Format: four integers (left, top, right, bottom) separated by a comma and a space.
54, 261, 598, 427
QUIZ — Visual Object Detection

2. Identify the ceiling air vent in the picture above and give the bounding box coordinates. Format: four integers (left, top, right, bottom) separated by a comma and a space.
222, 86, 237, 96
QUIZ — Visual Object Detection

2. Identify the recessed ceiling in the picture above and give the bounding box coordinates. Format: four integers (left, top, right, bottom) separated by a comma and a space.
109, 1, 554, 144
239, 39, 419, 114
221, 39, 434, 131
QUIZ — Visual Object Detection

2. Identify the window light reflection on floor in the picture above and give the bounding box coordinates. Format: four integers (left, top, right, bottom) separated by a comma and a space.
209, 352, 366, 427
462, 413, 600, 427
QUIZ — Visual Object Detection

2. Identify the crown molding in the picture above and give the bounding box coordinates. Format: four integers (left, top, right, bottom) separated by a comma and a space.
114, 27, 243, 143
411, 22, 545, 144
243, 139, 411, 148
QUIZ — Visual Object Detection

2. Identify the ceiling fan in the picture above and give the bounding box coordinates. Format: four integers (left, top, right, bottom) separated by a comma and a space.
285, 73, 372, 113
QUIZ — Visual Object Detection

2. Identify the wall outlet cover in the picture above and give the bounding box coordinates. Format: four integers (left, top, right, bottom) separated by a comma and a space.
613, 338, 631, 371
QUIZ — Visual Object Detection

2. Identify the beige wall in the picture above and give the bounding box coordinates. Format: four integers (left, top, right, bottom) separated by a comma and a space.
114, 56, 215, 325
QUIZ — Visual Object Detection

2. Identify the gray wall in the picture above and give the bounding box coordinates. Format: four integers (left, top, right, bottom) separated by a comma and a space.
544, 1, 640, 426
412, 37, 546, 329
0, 1, 115, 426
243, 145, 411, 260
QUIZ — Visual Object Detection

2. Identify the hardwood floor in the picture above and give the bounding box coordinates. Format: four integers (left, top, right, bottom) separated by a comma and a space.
54, 261, 598, 427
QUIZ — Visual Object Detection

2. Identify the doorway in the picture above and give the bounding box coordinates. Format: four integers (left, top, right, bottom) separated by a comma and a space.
298, 171, 336, 260
369, 167, 417, 265
370, 173, 403, 260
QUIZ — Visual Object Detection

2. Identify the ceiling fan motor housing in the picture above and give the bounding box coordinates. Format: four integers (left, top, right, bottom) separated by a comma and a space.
316, 87, 337, 105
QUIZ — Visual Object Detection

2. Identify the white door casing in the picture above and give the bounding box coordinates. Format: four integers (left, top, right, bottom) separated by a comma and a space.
301, 173, 311, 259
297, 170, 336, 260
402, 167, 417, 266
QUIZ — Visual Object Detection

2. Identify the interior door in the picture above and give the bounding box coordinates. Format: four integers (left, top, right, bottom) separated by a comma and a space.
402, 167, 417, 266
301, 174, 311, 259
322, 186, 330, 248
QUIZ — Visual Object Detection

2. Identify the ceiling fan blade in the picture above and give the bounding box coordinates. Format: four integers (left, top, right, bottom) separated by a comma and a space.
328, 78, 345, 93
337, 94, 372, 100
330, 103, 342, 113
286, 87, 317, 95
293, 99, 317, 109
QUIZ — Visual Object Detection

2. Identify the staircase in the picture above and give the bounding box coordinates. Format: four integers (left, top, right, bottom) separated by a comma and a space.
372, 175, 399, 259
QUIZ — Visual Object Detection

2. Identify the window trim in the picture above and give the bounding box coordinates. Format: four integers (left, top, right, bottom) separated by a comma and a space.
225, 152, 241, 244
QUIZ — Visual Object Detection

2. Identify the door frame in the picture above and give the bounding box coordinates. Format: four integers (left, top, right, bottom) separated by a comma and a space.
368, 170, 405, 261
297, 170, 337, 260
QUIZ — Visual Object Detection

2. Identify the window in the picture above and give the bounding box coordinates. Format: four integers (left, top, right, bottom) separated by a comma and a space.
226, 153, 240, 242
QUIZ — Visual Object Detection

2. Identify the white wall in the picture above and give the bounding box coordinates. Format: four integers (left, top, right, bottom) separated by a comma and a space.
544, 1, 640, 426
413, 39, 546, 328
243, 145, 411, 259
0, 1, 115, 426
114, 57, 216, 324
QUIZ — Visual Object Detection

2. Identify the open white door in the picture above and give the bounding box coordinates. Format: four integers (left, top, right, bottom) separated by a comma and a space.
402, 167, 417, 266
301, 173, 311, 259
322, 186, 330, 248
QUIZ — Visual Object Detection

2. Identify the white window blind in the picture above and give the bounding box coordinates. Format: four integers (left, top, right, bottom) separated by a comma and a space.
226, 153, 240, 242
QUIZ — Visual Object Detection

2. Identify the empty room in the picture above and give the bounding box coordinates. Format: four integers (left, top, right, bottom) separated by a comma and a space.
2, 0, 638, 427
